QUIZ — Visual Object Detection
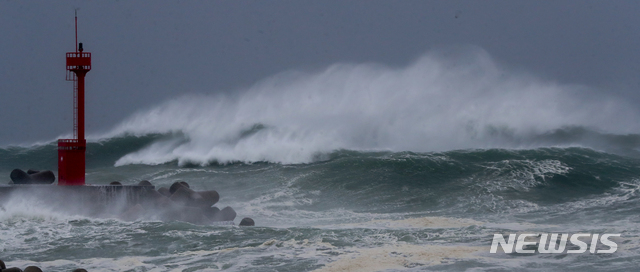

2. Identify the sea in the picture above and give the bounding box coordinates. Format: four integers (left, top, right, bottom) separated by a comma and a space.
1, 50, 640, 271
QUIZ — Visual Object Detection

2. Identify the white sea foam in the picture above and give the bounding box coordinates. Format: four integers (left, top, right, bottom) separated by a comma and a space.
481, 159, 572, 191
358, 216, 484, 229
313, 244, 483, 272
100, 47, 639, 165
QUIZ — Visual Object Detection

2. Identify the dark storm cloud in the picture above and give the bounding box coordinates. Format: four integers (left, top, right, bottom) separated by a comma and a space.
1, 0, 639, 145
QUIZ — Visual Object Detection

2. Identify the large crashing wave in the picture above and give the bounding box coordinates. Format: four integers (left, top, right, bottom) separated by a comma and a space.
100, 47, 640, 166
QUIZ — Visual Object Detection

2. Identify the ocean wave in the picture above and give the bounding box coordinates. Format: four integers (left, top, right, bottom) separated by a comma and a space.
3, 49, 640, 166
87, 48, 640, 165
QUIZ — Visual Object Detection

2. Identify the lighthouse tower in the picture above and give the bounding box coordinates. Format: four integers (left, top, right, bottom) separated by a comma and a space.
58, 13, 91, 186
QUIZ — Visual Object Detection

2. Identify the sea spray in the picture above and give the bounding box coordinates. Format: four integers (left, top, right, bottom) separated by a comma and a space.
91, 48, 640, 166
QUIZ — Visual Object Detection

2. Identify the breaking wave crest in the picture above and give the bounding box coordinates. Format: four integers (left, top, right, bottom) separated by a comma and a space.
95, 48, 640, 166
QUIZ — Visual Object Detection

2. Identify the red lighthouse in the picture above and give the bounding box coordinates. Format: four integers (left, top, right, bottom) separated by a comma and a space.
58, 14, 91, 186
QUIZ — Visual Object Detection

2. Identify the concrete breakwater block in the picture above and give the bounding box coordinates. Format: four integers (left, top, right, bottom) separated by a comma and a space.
1, 173, 253, 226
0, 184, 157, 217
9, 169, 55, 184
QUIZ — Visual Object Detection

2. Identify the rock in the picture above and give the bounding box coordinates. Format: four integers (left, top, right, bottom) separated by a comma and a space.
198, 206, 237, 223
72, 269, 88, 272
168, 188, 220, 208
137, 180, 153, 187
169, 181, 190, 195
24, 266, 42, 272
219, 206, 237, 221
29, 170, 55, 184
10, 169, 56, 184
26, 169, 39, 175
157, 187, 171, 197
201, 206, 221, 221
9, 169, 31, 184
169, 186, 203, 206
109, 181, 123, 186
0, 259, 5, 269
2, 268, 23, 272
140, 190, 183, 215
196, 190, 219, 207
239, 217, 255, 226
169, 186, 191, 205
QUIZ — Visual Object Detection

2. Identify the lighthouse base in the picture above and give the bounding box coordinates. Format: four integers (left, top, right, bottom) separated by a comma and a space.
58, 139, 86, 186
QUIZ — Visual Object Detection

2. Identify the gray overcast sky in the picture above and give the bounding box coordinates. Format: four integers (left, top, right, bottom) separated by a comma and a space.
1, 0, 639, 145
